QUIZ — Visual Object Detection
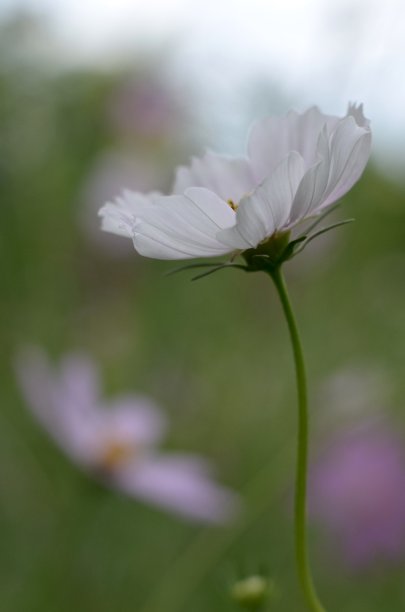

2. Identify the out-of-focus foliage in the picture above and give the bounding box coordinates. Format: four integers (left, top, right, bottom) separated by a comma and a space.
2, 12, 405, 612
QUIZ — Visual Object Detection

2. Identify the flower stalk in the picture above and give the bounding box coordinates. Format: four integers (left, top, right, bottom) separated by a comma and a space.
269, 266, 326, 612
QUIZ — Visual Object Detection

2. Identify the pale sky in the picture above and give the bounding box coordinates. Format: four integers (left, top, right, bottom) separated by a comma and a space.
2, 0, 405, 176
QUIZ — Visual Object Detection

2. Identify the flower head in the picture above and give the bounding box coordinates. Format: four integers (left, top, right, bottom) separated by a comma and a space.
310, 423, 405, 570
16, 348, 240, 523
99, 104, 371, 264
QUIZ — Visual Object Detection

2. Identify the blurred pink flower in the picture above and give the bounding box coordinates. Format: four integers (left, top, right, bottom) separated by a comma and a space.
310, 423, 405, 569
16, 348, 240, 524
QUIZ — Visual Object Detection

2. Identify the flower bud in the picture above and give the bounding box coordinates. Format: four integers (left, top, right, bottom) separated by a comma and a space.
230, 574, 274, 609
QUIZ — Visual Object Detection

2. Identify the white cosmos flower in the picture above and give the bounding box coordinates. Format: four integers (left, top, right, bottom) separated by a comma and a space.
99, 104, 371, 261
16, 348, 240, 524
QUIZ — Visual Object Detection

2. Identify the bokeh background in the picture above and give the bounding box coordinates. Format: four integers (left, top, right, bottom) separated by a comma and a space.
1, 1, 405, 610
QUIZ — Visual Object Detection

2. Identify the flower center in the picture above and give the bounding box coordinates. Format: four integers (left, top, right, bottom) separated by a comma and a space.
227, 199, 238, 211
99, 439, 137, 471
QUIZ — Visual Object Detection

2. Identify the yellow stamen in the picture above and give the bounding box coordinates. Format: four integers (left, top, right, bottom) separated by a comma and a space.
227, 199, 238, 211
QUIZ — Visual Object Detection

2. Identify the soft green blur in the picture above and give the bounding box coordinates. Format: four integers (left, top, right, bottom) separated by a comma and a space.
2, 14, 405, 612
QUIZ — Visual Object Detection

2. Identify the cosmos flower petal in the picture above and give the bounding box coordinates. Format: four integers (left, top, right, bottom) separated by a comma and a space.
101, 187, 236, 258
131, 188, 235, 259
58, 353, 101, 411
99, 191, 162, 238
289, 127, 331, 223
15, 348, 63, 440
100, 204, 133, 238
132, 232, 203, 260
100, 395, 167, 446
116, 453, 241, 523
173, 151, 256, 203
320, 114, 372, 208
16, 348, 104, 463
347, 102, 370, 129
248, 106, 339, 182
217, 152, 305, 248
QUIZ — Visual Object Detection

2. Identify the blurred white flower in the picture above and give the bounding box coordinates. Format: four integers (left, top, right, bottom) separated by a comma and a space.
99, 104, 371, 260
16, 348, 240, 524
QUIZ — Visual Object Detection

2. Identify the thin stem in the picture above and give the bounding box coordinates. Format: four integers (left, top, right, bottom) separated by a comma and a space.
269, 266, 326, 612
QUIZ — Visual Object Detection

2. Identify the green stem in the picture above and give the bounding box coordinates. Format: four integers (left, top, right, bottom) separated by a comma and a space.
269, 266, 326, 612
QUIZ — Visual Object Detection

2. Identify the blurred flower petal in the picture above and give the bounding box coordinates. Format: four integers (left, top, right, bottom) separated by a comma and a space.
116, 454, 240, 524
100, 395, 167, 446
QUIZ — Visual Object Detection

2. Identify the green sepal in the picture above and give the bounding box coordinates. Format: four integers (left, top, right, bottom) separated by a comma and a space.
191, 263, 247, 281
243, 231, 291, 271
281, 235, 307, 261
165, 262, 226, 276
291, 218, 355, 258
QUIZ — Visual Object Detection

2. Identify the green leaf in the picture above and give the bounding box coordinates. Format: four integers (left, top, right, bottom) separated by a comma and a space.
192, 263, 247, 281
165, 262, 225, 277
292, 218, 355, 257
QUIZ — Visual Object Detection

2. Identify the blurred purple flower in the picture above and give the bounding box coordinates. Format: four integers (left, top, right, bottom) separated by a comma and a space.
16, 348, 240, 524
310, 423, 405, 569
108, 79, 180, 140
